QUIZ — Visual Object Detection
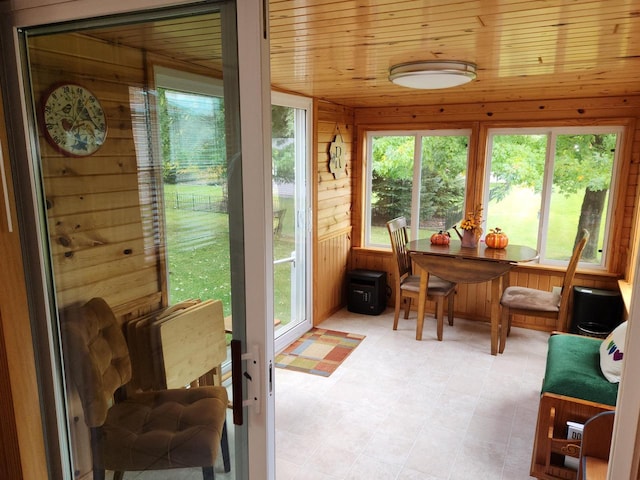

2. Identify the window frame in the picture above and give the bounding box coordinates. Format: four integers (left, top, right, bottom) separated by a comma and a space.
363, 122, 627, 272
483, 125, 624, 269
153, 66, 227, 302
270, 91, 314, 353
364, 128, 472, 247
155, 65, 224, 97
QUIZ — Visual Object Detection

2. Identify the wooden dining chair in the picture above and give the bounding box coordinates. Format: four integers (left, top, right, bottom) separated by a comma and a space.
386, 217, 456, 341
499, 229, 589, 353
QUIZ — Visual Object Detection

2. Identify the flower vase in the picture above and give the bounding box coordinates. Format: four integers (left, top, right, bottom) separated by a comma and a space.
461, 229, 478, 248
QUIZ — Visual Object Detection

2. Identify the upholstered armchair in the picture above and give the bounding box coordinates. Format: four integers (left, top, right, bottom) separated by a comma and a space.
61, 297, 229, 480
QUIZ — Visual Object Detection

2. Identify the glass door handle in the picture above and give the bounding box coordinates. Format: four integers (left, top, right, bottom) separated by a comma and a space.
231, 340, 262, 426
231, 339, 243, 425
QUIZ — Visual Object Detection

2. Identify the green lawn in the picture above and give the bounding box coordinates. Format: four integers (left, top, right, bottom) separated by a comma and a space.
370, 187, 604, 264
163, 183, 295, 323
163, 183, 604, 322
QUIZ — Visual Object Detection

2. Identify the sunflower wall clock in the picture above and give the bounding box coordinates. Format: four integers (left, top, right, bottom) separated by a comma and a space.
41, 83, 108, 157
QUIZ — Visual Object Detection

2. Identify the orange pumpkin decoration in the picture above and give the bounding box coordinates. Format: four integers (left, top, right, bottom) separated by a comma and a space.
430, 230, 451, 246
485, 227, 509, 249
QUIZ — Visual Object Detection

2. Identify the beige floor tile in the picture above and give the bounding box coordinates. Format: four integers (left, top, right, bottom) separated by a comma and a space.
448, 437, 507, 480
276, 429, 321, 465
292, 467, 342, 480
275, 308, 549, 479
363, 430, 416, 466
345, 455, 403, 479
275, 458, 302, 480
396, 468, 449, 480
404, 424, 462, 478
466, 412, 514, 446
302, 444, 360, 478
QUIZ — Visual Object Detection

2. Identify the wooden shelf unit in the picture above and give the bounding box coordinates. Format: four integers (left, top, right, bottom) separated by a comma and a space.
531, 393, 615, 480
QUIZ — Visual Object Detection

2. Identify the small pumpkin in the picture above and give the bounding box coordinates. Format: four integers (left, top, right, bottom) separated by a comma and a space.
485, 227, 509, 249
430, 230, 451, 246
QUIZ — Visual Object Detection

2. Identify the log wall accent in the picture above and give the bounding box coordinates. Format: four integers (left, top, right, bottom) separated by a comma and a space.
350, 96, 640, 331
28, 33, 164, 318
313, 100, 355, 323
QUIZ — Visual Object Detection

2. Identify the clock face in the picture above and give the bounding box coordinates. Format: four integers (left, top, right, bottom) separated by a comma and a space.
42, 83, 107, 157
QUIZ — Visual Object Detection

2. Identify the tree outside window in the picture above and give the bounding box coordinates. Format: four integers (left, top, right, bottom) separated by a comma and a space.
366, 126, 621, 268
485, 128, 621, 266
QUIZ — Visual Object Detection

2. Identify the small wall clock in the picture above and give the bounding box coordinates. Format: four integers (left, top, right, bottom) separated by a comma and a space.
41, 83, 107, 157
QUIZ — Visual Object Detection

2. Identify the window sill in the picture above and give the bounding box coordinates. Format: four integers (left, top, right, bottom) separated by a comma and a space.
511, 262, 621, 279
354, 246, 621, 278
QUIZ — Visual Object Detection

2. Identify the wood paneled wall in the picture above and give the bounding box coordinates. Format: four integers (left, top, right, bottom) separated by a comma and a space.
313, 100, 355, 323
349, 96, 640, 331
350, 251, 621, 332
28, 33, 164, 319
24, 34, 640, 335
27, 32, 167, 479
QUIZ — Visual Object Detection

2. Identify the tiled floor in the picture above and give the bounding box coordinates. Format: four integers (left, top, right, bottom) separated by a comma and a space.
275, 308, 550, 480
102, 308, 549, 479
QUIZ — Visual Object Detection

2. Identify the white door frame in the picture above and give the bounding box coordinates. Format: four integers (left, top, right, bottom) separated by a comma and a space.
236, 0, 275, 478
271, 91, 313, 353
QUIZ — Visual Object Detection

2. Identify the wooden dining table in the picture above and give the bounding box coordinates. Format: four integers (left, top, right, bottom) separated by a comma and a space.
407, 239, 538, 355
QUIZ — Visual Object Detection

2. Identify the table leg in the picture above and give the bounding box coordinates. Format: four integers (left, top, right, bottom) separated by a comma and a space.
416, 267, 428, 341
490, 275, 502, 355
500, 271, 511, 353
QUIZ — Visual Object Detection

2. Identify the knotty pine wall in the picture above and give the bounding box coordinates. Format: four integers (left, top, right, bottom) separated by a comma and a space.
24, 32, 640, 335
4, 29, 640, 480
346, 97, 640, 331
28, 33, 165, 321
313, 100, 355, 323
27, 33, 172, 479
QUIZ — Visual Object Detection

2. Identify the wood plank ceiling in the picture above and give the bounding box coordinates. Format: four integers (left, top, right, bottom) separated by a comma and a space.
86, 0, 640, 108
269, 0, 640, 107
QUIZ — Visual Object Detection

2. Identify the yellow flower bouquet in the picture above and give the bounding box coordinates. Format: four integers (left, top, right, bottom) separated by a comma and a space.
453, 204, 483, 247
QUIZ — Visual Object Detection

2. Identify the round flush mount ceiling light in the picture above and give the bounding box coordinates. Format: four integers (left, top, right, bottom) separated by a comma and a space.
389, 60, 477, 89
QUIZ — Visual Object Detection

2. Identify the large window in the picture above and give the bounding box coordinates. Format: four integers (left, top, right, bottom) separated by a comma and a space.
365, 126, 623, 269
154, 73, 313, 347
366, 131, 471, 246
154, 67, 232, 310
484, 127, 622, 267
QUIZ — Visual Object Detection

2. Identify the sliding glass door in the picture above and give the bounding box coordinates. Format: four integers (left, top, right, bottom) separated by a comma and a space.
1, 0, 274, 478
271, 92, 312, 352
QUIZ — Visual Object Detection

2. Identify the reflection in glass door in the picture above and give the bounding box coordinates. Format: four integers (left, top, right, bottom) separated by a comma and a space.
271, 93, 312, 352
20, 3, 253, 478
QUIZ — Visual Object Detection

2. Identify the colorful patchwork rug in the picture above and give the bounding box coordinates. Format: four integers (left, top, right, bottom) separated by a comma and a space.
275, 328, 365, 377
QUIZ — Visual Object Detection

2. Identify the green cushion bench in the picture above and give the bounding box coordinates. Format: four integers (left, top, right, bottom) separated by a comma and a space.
531, 333, 617, 480
542, 334, 618, 407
